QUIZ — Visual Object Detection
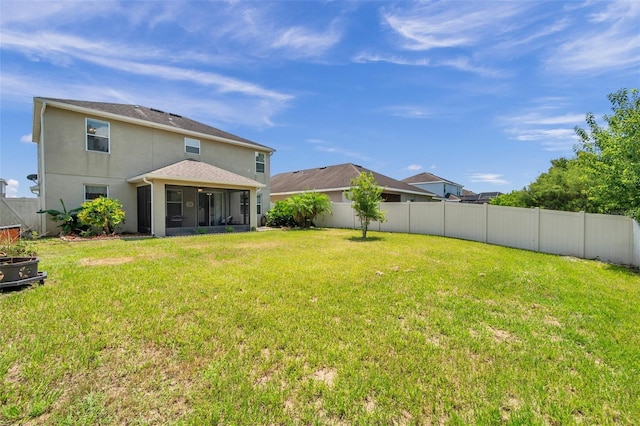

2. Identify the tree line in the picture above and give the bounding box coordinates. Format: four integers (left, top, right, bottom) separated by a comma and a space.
491, 88, 640, 221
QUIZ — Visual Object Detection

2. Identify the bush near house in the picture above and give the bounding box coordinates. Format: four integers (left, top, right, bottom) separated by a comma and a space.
78, 197, 125, 235
266, 192, 331, 228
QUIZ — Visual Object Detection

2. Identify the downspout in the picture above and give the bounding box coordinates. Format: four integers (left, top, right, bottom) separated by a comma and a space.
39, 101, 47, 235
142, 177, 155, 236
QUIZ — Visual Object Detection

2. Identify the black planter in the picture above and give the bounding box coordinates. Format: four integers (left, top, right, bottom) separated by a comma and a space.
0, 257, 39, 283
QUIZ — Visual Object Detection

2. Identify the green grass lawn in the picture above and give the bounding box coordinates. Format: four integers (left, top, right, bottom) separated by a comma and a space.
1, 229, 639, 425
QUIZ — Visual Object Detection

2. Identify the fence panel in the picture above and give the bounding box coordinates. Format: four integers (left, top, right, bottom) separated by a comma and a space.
409, 202, 445, 235
379, 202, 409, 233
487, 205, 538, 251
316, 203, 354, 229
444, 203, 486, 242
539, 210, 584, 257
585, 213, 632, 265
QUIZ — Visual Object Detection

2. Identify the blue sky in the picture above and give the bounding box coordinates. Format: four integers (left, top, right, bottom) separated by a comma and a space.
1, 1, 638, 198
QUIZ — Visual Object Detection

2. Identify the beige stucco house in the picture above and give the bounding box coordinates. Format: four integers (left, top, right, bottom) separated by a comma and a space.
32, 98, 274, 236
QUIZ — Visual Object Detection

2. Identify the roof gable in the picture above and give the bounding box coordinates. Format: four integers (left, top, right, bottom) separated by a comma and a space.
271, 163, 435, 196
35, 97, 272, 151
402, 172, 462, 186
128, 159, 264, 188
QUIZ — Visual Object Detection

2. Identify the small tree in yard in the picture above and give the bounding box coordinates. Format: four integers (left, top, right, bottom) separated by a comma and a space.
345, 172, 386, 238
78, 197, 126, 235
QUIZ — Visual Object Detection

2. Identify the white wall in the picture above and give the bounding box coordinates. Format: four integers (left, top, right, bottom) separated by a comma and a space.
315, 202, 639, 267
0, 198, 40, 232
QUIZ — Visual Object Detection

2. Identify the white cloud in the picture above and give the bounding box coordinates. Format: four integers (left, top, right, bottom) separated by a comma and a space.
352, 52, 501, 77
382, 2, 531, 51
545, 1, 640, 74
468, 173, 509, 185
406, 164, 422, 171
20, 133, 32, 143
271, 22, 342, 58
498, 103, 586, 153
5, 179, 19, 197
386, 105, 433, 119
308, 139, 371, 163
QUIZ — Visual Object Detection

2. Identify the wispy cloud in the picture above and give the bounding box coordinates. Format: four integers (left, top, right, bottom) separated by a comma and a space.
1, 30, 291, 102
468, 173, 509, 185
385, 105, 433, 119
498, 103, 586, 153
406, 164, 422, 171
545, 1, 640, 74
306, 139, 372, 163
271, 22, 342, 58
352, 52, 502, 77
382, 2, 531, 51
20, 134, 32, 143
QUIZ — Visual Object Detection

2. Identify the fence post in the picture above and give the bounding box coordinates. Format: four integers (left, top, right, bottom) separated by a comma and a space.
579, 211, 586, 259
534, 207, 540, 252
483, 203, 489, 243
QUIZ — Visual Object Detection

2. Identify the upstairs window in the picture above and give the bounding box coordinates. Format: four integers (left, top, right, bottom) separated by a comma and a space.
185, 138, 200, 155
84, 184, 108, 201
86, 118, 110, 153
256, 152, 265, 173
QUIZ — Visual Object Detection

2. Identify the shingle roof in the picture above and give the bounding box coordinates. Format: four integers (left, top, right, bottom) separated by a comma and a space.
271, 163, 436, 196
460, 192, 503, 203
37, 98, 272, 150
402, 171, 464, 187
128, 159, 264, 188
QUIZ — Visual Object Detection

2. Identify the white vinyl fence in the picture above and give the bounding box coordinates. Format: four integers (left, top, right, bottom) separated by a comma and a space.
314, 202, 640, 267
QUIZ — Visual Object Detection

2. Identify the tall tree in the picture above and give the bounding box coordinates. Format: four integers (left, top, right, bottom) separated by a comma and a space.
345, 172, 386, 238
575, 88, 640, 220
491, 158, 591, 212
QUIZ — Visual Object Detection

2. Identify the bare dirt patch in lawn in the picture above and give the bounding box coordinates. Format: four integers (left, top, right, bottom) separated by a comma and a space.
311, 367, 337, 388
78, 257, 136, 266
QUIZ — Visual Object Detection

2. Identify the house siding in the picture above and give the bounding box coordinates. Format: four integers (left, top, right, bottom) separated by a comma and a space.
38, 103, 270, 235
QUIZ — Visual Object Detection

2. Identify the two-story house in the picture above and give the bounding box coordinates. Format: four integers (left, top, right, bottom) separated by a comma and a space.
402, 172, 464, 201
32, 98, 274, 237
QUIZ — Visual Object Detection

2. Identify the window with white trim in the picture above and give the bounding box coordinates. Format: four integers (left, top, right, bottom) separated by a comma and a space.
84, 184, 108, 201
86, 118, 110, 153
256, 152, 265, 173
257, 194, 262, 215
185, 138, 200, 154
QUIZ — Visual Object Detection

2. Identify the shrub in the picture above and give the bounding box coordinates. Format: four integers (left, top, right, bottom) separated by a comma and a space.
37, 199, 87, 235
286, 192, 332, 228
78, 197, 126, 235
265, 200, 296, 227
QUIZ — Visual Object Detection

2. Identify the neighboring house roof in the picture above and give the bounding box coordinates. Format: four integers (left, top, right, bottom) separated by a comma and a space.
271, 163, 437, 197
33, 97, 273, 152
402, 172, 463, 187
128, 159, 264, 188
460, 192, 503, 203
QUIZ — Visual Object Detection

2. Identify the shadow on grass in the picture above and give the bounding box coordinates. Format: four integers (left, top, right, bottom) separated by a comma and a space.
604, 263, 640, 277
346, 236, 385, 242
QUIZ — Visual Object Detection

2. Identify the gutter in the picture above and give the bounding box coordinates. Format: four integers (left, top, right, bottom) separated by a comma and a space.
39, 101, 47, 234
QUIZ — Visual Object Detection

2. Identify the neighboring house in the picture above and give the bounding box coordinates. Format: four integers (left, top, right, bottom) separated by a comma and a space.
402, 172, 464, 200
270, 163, 437, 203
460, 191, 503, 204
32, 98, 274, 237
